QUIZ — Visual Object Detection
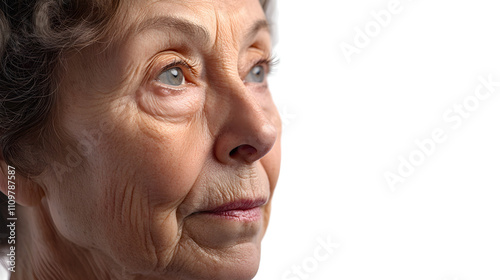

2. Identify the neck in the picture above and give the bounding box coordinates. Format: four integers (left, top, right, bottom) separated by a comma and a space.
11, 199, 116, 280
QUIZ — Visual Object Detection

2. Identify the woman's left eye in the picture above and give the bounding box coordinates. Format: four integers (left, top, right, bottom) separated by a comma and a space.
158, 67, 185, 86
245, 65, 266, 83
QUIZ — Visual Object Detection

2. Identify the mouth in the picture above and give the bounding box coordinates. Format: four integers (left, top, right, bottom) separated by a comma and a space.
196, 198, 267, 222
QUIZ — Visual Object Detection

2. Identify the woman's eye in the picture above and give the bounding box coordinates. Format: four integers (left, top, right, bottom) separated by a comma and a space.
245, 65, 266, 83
158, 67, 185, 86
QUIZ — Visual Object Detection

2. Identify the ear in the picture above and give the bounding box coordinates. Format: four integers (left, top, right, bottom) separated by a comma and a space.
0, 157, 45, 207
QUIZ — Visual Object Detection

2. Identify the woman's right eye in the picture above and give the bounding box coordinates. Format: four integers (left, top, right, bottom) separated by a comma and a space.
158, 67, 185, 87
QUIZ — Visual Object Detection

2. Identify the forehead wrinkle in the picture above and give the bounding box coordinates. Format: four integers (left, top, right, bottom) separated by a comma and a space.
134, 16, 211, 46
216, 5, 270, 45
246, 19, 270, 42
213, 16, 270, 53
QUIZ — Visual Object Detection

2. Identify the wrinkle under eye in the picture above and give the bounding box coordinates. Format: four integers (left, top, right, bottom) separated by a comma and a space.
158, 67, 185, 86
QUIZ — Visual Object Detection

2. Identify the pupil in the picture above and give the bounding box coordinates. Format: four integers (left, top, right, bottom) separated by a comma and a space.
171, 68, 179, 78
253, 67, 261, 76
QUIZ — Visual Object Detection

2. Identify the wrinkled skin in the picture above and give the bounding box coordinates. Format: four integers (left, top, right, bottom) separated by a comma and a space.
0, 0, 281, 279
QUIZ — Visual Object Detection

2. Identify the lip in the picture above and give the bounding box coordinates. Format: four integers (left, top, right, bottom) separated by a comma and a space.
197, 198, 267, 222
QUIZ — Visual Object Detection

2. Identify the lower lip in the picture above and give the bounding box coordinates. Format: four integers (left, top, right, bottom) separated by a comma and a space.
203, 207, 262, 222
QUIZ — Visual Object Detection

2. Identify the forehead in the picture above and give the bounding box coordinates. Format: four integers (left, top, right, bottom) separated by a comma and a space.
123, 0, 268, 46
61, 0, 271, 98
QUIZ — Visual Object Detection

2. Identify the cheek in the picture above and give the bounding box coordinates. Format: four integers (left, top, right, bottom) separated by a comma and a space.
259, 129, 281, 225
127, 132, 205, 207
43, 174, 102, 249
88, 114, 209, 271
137, 85, 205, 122
260, 105, 282, 194
263, 131, 281, 179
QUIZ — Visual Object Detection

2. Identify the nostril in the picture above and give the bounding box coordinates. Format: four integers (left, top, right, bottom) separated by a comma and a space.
229, 147, 238, 157
229, 144, 258, 160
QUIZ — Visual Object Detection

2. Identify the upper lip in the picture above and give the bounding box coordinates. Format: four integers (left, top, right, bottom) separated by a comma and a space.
200, 198, 267, 213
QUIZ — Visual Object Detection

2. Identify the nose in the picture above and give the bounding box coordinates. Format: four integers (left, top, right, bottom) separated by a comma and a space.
212, 82, 278, 165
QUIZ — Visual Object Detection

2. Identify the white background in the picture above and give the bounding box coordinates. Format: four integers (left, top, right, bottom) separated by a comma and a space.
256, 0, 500, 280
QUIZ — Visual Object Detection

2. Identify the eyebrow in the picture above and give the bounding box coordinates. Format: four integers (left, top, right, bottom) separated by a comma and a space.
136, 16, 211, 44
135, 16, 270, 46
246, 19, 270, 42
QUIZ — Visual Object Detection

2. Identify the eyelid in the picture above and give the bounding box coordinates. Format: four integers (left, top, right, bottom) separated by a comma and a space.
151, 57, 199, 91
159, 59, 192, 75
249, 55, 279, 75
156, 59, 196, 84
243, 55, 279, 84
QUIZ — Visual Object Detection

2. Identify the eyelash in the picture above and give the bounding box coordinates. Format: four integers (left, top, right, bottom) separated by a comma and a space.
158, 59, 193, 77
155, 55, 279, 84
253, 55, 279, 75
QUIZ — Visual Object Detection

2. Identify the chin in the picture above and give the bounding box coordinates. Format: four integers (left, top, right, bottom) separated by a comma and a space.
198, 242, 262, 280
159, 235, 263, 280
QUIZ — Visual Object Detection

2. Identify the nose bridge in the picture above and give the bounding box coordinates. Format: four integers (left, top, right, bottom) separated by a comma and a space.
208, 68, 277, 164
230, 82, 274, 138
213, 71, 272, 133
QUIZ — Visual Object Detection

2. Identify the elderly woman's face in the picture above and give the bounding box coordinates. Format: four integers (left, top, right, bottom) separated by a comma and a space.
43, 0, 280, 279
